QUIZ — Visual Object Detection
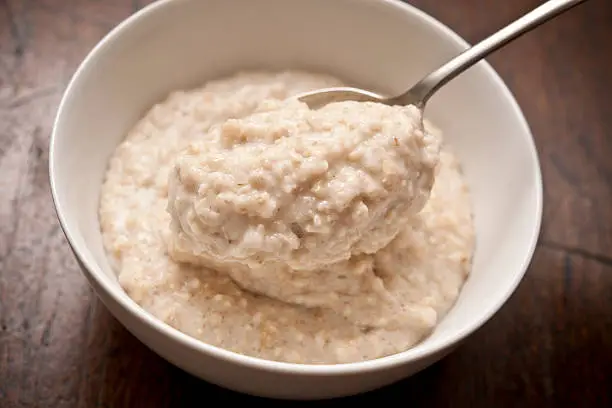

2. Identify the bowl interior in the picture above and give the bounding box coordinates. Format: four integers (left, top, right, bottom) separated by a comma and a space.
51, 0, 541, 365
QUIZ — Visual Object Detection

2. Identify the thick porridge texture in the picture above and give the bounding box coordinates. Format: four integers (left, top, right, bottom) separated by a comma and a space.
168, 100, 439, 270
100, 71, 475, 364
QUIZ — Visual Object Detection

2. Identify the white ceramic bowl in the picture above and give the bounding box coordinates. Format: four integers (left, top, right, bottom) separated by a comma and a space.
49, 0, 542, 400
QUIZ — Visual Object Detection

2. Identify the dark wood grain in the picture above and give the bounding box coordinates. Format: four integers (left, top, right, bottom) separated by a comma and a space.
1, 0, 611, 406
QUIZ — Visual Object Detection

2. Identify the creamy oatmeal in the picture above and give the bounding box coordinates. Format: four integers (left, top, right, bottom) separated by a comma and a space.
168, 100, 439, 271
99, 71, 475, 364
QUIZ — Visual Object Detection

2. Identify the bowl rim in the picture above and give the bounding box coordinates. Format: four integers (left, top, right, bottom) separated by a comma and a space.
49, 0, 543, 375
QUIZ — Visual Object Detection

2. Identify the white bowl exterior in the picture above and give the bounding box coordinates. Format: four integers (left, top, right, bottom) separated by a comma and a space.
50, 0, 542, 399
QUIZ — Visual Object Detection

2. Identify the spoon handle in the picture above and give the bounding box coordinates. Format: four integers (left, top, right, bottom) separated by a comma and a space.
401, 0, 589, 106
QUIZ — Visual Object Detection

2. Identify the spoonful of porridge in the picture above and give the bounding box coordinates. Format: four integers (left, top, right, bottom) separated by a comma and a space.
296, 0, 589, 110
167, 99, 440, 272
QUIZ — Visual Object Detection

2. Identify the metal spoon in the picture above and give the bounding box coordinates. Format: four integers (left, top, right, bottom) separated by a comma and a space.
297, 0, 589, 109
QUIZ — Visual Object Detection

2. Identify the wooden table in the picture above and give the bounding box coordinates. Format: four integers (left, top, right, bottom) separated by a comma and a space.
1, 0, 610, 406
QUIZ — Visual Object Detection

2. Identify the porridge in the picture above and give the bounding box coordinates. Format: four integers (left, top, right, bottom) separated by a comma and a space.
167, 99, 443, 329
99, 71, 475, 364
168, 100, 439, 271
